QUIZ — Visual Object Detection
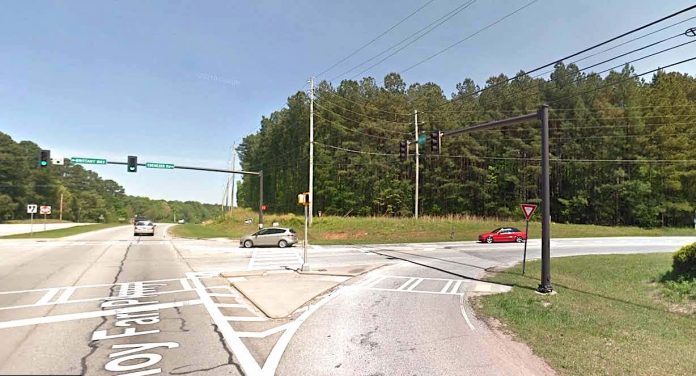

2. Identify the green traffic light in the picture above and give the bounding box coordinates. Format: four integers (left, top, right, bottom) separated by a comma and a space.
40, 160, 48, 166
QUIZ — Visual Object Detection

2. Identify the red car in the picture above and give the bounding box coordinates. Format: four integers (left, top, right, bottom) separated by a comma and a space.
478, 227, 527, 243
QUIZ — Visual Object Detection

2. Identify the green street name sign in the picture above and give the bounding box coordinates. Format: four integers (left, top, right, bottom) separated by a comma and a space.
418, 133, 426, 146
71, 157, 107, 165
145, 162, 175, 169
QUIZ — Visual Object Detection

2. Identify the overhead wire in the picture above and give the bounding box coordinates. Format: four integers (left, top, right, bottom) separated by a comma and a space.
400, 0, 539, 74
329, 0, 478, 82
422, 4, 696, 113
315, 0, 438, 78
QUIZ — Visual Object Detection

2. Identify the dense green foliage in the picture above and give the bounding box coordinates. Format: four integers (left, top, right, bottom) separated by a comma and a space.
237, 64, 696, 227
672, 242, 696, 278
0, 132, 219, 223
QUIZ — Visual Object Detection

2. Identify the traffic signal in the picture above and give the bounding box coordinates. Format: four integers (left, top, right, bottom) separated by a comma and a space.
127, 155, 138, 172
430, 131, 441, 154
39, 150, 50, 167
399, 141, 408, 161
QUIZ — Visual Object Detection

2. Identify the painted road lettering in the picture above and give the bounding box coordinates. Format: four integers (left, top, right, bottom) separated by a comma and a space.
90, 282, 180, 375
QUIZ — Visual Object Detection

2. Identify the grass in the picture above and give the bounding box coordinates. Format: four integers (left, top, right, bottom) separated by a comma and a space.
473, 253, 696, 376
0, 223, 123, 239
3, 219, 72, 224
169, 208, 696, 244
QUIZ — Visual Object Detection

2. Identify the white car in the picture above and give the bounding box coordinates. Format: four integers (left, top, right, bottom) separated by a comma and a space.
134, 221, 155, 236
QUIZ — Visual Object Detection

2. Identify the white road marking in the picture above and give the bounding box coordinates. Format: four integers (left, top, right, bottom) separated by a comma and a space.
55, 287, 76, 304
367, 287, 464, 296
407, 278, 424, 291
224, 316, 268, 322
0, 288, 198, 312
459, 294, 475, 331
0, 300, 202, 329
35, 288, 61, 305
0, 275, 215, 296
449, 280, 463, 294
186, 271, 263, 375
365, 276, 386, 288
178, 278, 192, 291
261, 288, 341, 376
396, 278, 417, 291
440, 280, 454, 293
236, 323, 292, 338
215, 303, 247, 308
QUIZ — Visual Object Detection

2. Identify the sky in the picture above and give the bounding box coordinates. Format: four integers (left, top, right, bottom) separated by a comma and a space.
2, 0, 695, 204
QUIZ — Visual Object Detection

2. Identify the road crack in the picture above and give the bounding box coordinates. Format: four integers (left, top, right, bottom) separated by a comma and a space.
79, 242, 133, 375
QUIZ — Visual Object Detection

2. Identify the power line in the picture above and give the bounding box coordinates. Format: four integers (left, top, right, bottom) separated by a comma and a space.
315, 100, 412, 125
314, 141, 398, 156
317, 89, 413, 118
315, 112, 398, 141
401, 0, 539, 74
348, 0, 479, 80
546, 55, 696, 105
425, 4, 696, 112
315, 0, 437, 78
329, 0, 477, 82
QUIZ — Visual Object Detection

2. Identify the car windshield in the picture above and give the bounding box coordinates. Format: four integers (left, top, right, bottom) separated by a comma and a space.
490, 227, 502, 233
135, 221, 149, 226
289, 229, 296, 234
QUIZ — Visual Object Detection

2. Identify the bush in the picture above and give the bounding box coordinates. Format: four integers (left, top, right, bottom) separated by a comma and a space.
672, 242, 696, 278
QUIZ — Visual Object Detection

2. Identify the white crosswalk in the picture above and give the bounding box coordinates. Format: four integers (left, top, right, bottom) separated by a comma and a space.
247, 248, 304, 270
355, 275, 511, 295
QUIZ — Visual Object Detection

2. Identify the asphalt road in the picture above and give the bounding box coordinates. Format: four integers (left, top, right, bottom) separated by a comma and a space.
0, 227, 694, 375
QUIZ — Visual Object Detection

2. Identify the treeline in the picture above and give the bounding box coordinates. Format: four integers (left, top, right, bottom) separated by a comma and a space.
237, 64, 696, 228
0, 132, 220, 223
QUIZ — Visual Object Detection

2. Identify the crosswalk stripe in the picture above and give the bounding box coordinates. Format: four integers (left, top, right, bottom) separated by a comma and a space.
35, 288, 60, 305
440, 280, 454, 293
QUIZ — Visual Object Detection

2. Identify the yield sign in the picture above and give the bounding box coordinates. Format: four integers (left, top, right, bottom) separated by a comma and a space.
520, 204, 537, 221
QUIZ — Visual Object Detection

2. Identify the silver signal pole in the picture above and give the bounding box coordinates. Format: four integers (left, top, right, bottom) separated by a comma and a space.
309, 77, 315, 226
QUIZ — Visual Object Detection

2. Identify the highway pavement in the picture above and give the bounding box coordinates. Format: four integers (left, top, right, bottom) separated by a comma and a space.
0, 225, 693, 375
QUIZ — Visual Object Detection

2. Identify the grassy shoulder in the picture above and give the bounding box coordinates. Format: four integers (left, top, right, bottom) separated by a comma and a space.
3, 219, 72, 224
473, 253, 696, 376
0, 223, 123, 239
169, 208, 696, 244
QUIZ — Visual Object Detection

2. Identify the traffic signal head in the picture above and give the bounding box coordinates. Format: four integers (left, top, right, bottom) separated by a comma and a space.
430, 131, 441, 154
399, 141, 408, 161
39, 150, 50, 167
127, 155, 138, 172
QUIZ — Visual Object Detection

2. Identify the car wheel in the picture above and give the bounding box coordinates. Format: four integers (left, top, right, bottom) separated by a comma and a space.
486, 236, 493, 244
243, 240, 254, 248
516, 236, 524, 243
278, 240, 288, 248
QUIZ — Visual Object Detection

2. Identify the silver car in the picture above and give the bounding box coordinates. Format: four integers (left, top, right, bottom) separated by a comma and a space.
134, 221, 155, 236
240, 227, 298, 248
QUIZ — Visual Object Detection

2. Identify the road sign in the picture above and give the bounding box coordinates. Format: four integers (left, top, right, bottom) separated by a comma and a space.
40, 205, 51, 215
145, 162, 175, 169
71, 157, 107, 165
520, 204, 537, 221
261, 205, 268, 211
27, 204, 37, 214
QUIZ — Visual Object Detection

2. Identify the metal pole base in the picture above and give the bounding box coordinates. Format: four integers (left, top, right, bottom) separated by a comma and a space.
301, 264, 310, 272
536, 284, 554, 294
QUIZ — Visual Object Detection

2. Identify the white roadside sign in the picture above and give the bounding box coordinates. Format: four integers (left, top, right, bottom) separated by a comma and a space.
40, 205, 52, 215
27, 204, 38, 214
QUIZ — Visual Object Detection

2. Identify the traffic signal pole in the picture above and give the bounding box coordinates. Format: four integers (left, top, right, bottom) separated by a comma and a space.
435, 104, 553, 293
105, 160, 266, 226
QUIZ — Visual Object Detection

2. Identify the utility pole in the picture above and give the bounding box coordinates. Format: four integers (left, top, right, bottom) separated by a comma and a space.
308, 77, 315, 226
414, 109, 419, 219
59, 193, 63, 221
538, 104, 552, 293
227, 143, 236, 211
231, 144, 237, 208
